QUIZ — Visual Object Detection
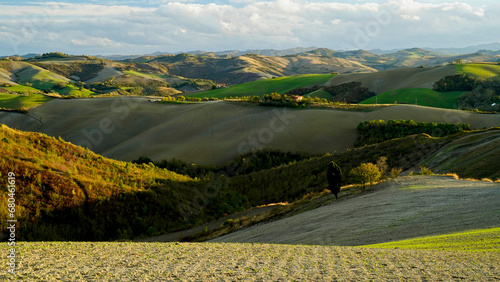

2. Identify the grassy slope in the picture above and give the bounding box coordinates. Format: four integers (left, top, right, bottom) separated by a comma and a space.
2, 85, 41, 93
227, 128, 500, 209
303, 89, 332, 99
363, 227, 500, 253
17, 63, 69, 90
189, 74, 336, 99
360, 88, 465, 109
4, 98, 499, 166
0, 93, 53, 109
16, 63, 94, 96
422, 128, 500, 180
0, 124, 243, 240
325, 65, 457, 94
456, 63, 500, 79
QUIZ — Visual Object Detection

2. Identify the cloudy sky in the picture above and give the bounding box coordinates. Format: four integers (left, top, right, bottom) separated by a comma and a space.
0, 0, 498, 56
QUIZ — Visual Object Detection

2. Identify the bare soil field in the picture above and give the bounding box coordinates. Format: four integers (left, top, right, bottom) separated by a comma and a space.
1, 241, 498, 281
326, 65, 456, 94
211, 176, 500, 246
0, 98, 499, 165
84, 64, 124, 84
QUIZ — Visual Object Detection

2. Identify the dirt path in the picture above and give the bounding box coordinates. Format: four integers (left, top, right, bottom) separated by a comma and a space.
210, 176, 500, 246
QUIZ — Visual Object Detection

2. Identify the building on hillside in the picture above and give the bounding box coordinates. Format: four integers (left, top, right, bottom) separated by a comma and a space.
291, 95, 303, 102
216, 83, 228, 89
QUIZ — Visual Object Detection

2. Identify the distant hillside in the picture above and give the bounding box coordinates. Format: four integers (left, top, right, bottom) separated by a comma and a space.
360, 88, 465, 109
325, 65, 457, 94
128, 52, 377, 84
189, 74, 335, 99
356, 63, 500, 110
1, 98, 499, 166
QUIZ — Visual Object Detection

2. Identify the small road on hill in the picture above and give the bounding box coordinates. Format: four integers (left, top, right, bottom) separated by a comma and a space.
210, 175, 500, 246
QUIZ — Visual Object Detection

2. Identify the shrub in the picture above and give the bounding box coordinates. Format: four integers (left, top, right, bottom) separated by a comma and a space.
53, 82, 67, 90
419, 166, 433, 175
349, 163, 381, 189
390, 167, 402, 178
376, 156, 388, 176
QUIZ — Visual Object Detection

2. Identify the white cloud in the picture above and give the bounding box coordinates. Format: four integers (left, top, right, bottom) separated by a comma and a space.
71, 37, 122, 47
401, 14, 420, 21
0, 0, 498, 55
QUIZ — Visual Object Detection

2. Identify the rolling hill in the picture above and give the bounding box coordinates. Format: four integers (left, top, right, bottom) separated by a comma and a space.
325, 65, 457, 94
189, 74, 335, 99
456, 63, 500, 79
127, 52, 377, 85
360, 88, 465, 109
12, 61, 70, 90
1, 97, 499, 166
0, 124, 246, 241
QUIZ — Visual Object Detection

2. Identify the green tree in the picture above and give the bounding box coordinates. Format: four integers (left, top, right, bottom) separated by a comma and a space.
349, 163, 381, 189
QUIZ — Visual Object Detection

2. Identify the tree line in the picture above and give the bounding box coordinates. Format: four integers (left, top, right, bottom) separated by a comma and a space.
355, 119, 470, 147
434, 73, 500, 112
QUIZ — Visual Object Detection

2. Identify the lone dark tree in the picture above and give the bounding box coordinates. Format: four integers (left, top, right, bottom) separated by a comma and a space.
327, 161, 342, 199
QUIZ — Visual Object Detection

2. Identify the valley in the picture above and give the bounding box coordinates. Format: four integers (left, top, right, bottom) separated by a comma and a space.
1, 48, 499, 280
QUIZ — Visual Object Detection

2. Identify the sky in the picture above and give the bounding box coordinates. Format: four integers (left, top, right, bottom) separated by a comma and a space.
0, 0, 499, 56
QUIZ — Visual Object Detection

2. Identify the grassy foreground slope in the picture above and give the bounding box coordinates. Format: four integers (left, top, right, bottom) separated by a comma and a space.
189, 74, 335, 99
1, 242, 498, 281
363, 227, 500, 253
360, 88, 465, 109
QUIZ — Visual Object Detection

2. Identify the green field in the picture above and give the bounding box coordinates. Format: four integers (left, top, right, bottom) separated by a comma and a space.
17, 65, 69, 90
303, 89, 332, 99
189, 74, 336, 99
0, 93, 53, 109
2, 85, 42, 94
15, 64, 94, 96
363, 227, 500, 253
456, 63, 500, 80
55, 84, 95, 97
360, 88, 465, 109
